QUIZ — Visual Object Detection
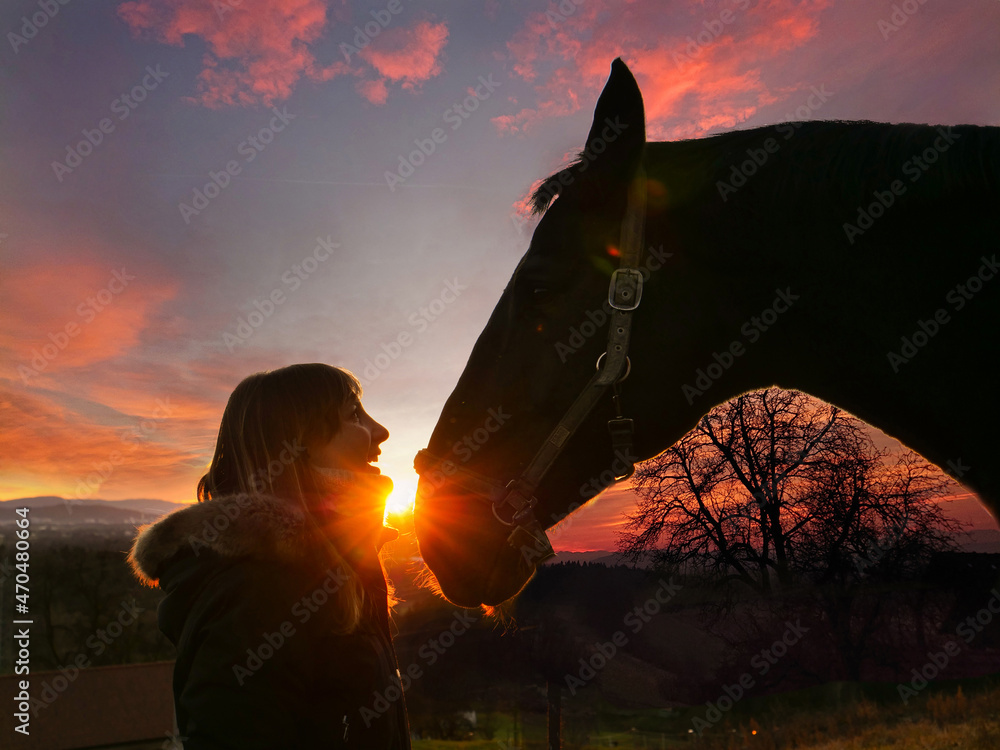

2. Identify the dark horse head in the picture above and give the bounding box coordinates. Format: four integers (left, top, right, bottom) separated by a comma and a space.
413, 59, 1000, 607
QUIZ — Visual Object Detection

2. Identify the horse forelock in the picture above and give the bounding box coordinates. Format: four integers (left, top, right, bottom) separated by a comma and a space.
529, 155, 587, 214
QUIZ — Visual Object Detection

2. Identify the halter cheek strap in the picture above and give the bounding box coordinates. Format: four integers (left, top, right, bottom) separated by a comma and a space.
415, 166, 648, 568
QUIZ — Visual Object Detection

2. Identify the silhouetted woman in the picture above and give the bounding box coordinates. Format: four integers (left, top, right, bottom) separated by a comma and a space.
129, 364, 410, 748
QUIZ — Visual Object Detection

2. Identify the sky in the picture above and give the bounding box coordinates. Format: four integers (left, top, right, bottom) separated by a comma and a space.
2, 0, 999, 551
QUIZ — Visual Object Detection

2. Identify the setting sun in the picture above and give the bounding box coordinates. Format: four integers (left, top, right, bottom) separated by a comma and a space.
384, 477, 417, 519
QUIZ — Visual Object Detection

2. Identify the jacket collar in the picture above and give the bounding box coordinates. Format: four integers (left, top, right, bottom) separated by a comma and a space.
129, 492, 394, 587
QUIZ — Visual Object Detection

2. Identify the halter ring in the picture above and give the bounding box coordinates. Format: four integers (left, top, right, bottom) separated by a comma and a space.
595, 353, 631, 382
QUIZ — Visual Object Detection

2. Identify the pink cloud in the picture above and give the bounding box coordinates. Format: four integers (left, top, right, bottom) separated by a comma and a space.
360, 21, 448, 86
354, 20, 449, 104
357, 77, 389, 105
117, 1, 448, 108
118, 0, 339, 108
494, 0, 830, 138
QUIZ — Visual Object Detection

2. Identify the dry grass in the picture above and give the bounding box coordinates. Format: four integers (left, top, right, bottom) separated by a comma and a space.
692, 683, 1000, 750
411, 681, 1000, 749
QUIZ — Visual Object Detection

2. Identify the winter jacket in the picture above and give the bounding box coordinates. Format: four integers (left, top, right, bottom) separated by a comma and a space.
129, 492, 411, 749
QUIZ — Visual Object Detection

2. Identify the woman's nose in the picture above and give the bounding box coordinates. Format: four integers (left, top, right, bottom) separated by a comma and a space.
371, 419, 389, 445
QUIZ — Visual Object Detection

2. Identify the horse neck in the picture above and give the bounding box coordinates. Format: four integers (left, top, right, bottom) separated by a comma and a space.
636, 123, 1000, 506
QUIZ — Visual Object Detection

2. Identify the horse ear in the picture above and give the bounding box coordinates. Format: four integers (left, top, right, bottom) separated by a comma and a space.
582, 58, 645, 178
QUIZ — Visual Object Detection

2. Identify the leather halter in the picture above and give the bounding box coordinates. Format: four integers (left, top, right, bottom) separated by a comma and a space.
414, 167, 648, 568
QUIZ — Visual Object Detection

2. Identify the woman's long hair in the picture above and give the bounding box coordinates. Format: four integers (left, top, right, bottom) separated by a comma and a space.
198, 363, 371, 632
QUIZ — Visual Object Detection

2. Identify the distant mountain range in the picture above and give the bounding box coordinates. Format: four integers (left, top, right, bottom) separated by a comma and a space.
0, 496, 188, 526
2, 497, 999, 554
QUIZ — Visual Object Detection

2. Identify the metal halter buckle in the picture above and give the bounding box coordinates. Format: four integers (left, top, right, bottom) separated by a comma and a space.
492, 480, 537, 526
608, 268, 643, 311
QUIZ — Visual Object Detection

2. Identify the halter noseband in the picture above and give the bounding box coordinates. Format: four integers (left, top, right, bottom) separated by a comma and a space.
414, 166, 648, 569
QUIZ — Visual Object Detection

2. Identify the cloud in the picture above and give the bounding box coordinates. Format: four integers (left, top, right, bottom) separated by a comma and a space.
117, 0, 448, 107
118, 0, 341, 108
0, 380, 204, 502
352, 19, 449, 105
357, 77, 389, 105
494, 0, 830, 138
0, 254, 177, 385
359, 20, 449, 89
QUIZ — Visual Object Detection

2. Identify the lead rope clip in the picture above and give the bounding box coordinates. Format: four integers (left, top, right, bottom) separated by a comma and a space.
608, 380, 635, 481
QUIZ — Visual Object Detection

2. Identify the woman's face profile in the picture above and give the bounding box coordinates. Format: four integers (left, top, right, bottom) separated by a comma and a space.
307, 395, 389, 475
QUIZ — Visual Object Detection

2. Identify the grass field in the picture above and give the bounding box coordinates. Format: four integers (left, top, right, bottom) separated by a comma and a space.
411, 675, 1000, 749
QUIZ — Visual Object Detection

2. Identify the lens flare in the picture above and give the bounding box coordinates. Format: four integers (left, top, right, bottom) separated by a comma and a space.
383, 479, 416, 519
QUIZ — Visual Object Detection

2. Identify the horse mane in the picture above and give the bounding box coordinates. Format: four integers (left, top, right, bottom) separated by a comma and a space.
720, 120, 998, 206
529, 120, 998, 217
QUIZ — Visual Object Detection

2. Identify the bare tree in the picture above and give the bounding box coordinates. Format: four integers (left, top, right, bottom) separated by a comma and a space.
618, 389, 964, 680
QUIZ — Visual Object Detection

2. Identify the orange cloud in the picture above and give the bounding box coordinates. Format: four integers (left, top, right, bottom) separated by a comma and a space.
0, 254, 177, 385
0, 342, 301, 502
494, 0, 830, 138
0, 382, 204, 502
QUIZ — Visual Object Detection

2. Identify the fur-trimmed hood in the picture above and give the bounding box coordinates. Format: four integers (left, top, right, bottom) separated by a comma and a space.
129, 493, 338, 587
133, 491, 411, 748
